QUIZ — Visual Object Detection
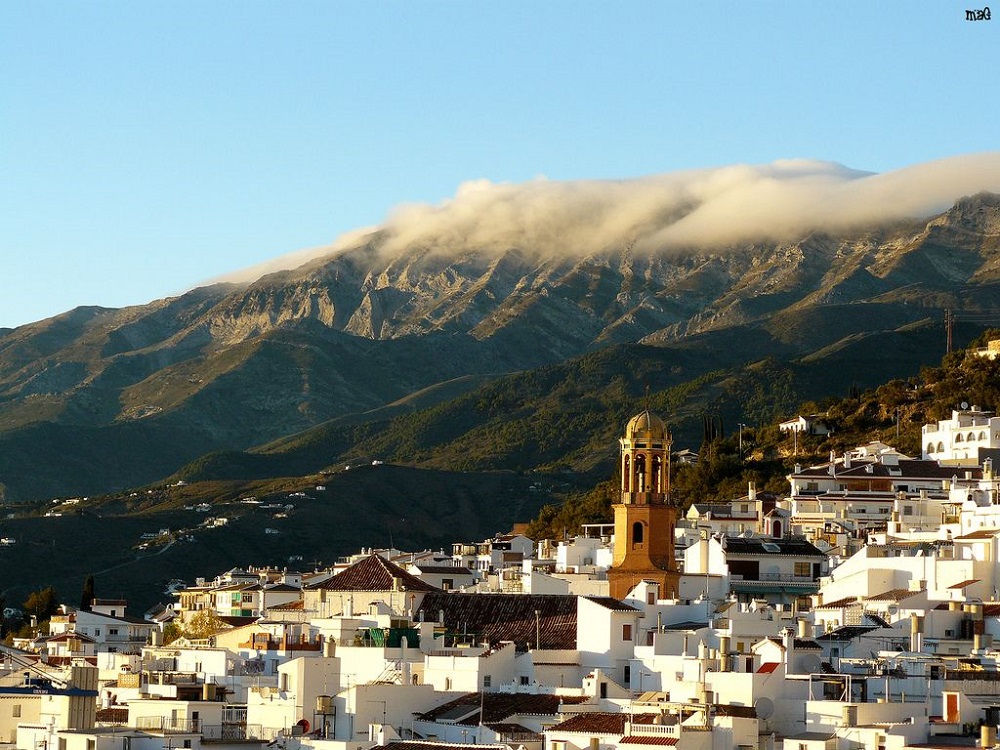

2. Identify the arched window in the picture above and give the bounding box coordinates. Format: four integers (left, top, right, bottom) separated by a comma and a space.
927, 442, 935, 454
968, 432, 977, 442
980, 431, 987, 441
651, 455, 662, 492
955, 434, 964, 443
635, 454, 646, 491
772, 520, 782, 538
623, 455, 631, 491
938, 442, 945, 452
632, 521, 644, 545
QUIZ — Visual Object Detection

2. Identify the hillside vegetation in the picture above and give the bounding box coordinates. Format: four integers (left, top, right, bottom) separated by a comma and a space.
524, 332, 1000, 539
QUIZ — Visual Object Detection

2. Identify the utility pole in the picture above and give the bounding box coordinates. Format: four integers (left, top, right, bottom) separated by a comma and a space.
945, 309, 953, 354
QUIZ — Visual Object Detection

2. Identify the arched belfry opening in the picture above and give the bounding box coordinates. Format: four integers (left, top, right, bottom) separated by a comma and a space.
609, 408, 681, 600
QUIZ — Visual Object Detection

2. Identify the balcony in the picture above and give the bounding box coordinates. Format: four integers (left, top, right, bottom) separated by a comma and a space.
202, 724, 266, 743
135, 716, 203, 734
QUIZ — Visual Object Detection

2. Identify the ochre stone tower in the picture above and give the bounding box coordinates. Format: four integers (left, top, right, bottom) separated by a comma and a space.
608, 409, 681, 600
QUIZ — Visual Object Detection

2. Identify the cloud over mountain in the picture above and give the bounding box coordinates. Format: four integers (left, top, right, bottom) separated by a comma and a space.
225, 153, 1000, 284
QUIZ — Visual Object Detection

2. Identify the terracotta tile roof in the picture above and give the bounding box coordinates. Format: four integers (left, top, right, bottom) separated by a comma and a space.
585, 597, 640, 612
308, 554, 440, 593
757, 662, 781, 674
385, 742, 499, 750
867, 587, 924, 602
417, 692, 589, 725
218, 616, 257, 627
815, 596, 860, 609
264, 583, 301, 592
815, 626, 879, 642
618, 737, 678, 745
96, 707, 129, 724
417, 592, 578, 650
268, 600, 304, 611
765, 637, 822, 650
412, 565, 475, 575
955, 529, 1000, 540
549, 712, 639, 733
722, 537, 826, 557
484, 723, 541, 740
948, 579, 981, 589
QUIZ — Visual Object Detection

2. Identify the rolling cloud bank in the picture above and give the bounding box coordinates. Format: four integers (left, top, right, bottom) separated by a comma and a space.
228, 153, 1000, 284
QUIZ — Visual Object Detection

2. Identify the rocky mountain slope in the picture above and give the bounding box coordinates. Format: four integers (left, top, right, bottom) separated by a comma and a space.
1, 193, 999, 501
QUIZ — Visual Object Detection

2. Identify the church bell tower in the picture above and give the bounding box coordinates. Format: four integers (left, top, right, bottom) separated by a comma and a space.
608, 409, 681, 600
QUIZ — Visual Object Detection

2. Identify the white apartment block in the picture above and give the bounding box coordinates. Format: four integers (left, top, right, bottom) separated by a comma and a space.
923, 405, 1000, 462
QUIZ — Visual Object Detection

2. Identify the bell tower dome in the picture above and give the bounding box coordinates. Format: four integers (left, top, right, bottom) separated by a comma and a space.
608, 408, 680, 600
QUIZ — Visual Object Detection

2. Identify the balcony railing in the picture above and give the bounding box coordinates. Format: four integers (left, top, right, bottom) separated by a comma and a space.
626, 723, 680, 737
202, 724, 266, 743
135, 716, 202, 733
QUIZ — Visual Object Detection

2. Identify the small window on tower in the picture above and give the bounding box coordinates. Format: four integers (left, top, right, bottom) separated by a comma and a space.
633, 522, 644, 544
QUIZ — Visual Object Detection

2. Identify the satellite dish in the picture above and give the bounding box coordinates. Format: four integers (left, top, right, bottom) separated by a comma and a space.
962, 401, 970, 410
800, 653, 823, 674
754, 697, 775, 720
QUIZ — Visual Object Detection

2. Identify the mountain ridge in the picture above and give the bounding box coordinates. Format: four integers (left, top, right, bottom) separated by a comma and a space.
1, 192, 999, 501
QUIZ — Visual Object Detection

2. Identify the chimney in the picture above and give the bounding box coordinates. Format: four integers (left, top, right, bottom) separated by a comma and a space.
909, 614, 923, 652
797, 618, 810, 638
843, 452, 851, 469
782, 627, 796, 669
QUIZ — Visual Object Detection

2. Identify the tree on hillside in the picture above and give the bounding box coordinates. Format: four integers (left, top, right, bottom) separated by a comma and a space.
184, 610, 229, 640
22, 587, 59, 621
162, 621, 183, 645
79, 575, 95, 611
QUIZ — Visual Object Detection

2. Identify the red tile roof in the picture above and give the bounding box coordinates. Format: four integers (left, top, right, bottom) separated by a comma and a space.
757, 661, 781, 674
618, 737, 678, 745
417, 592, 578, 650
948, 579, 981, 589
308, 554, 439, 592
866, 587, 924, 602
417, 692, 589, 725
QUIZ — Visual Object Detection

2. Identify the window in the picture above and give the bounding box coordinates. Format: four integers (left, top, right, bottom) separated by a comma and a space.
520, 676, 530, 686
647, 592, 655, 605
483, 675, 491, 688
632, 522, 644, 545
445, 678, 452, 690
903, 506, 914, 516
94, 628, 101, 636
442, 579, 453, 591
87, 740, 96, 750
622, 624, 633, 641
109, 628, 119, 636
794, 562, 811, 577
12, 705, 20, 718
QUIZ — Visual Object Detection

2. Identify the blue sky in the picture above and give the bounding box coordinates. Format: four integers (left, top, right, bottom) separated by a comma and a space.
2, 2, 998, 329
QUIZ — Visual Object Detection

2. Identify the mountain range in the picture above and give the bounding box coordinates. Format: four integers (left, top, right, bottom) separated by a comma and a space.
2, 191, 1000, 504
